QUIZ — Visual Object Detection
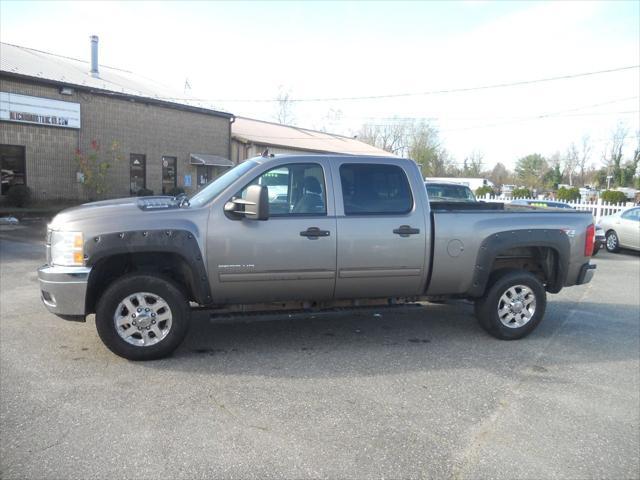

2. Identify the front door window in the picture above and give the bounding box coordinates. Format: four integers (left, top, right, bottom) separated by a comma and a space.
130, 154, 146, 194
239, 163, 327, 216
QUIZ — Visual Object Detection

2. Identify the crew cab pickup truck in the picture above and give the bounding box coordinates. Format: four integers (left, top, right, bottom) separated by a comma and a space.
38, 155, 596, 360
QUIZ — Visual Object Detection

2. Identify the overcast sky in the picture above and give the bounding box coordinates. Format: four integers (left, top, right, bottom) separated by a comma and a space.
2, 0, 638, 170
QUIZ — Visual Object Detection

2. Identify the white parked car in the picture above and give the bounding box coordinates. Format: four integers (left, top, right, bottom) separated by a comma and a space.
598, 206, 640, 252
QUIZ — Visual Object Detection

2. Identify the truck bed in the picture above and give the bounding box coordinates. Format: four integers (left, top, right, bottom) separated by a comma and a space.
426, 209, 593, 296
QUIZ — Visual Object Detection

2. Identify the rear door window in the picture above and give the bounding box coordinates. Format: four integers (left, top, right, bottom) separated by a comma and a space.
339, 163, 413, 215
621, 208, 640, 221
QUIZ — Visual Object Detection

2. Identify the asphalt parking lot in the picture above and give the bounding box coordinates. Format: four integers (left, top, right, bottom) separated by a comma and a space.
1, 224, 639, 480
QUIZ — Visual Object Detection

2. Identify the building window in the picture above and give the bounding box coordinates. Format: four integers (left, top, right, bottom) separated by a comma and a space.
1, 145, 26, 195
196, 165, 211, 187
130, 154, 146, 194
162, 156, 177, 194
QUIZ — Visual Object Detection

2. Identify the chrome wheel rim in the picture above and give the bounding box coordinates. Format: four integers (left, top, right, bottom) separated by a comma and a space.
113, 292, 173, 347
606, 233, 617, 250
497, 285, 536, 328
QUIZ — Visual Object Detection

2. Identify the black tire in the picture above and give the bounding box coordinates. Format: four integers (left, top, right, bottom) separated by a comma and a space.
605, 230, 621, 253
474, 270, 547, 340
95, 274, 190, 360
591, 244, 600, 256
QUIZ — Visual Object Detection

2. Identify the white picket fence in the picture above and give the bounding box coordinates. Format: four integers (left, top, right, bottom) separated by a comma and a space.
480, 194, 634, 222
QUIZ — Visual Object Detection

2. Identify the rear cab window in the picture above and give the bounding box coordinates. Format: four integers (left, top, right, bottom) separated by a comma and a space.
339, 163, 413, 215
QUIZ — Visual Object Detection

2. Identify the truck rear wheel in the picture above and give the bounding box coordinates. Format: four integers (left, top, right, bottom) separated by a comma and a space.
474, 270, 546, 340
95, 274, 190, 360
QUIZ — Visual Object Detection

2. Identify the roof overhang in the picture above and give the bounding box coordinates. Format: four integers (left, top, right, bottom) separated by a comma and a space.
0, 71, 235, 120
190, 153, 233, 167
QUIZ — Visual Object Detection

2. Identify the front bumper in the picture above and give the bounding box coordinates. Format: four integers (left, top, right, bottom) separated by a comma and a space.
576, 262, 596, 285
37, 265, 91, 319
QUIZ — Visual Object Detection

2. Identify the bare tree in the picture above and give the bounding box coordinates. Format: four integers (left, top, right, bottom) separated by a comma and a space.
358, 120, 450, 176
564, 142, 579, 186
463, 150, 484, 177
274, 86, 295, 125
358, 120, 411, 155
489, 162, 512, 186
602, 123, 628, 187
578, 135, 592, 186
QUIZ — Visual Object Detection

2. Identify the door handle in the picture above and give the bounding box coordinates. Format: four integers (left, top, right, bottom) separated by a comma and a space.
300, 227, 331, 239
393, 225, 420, 237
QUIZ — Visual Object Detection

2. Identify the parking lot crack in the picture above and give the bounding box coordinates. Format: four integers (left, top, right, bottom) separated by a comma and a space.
210, 394, 270, 432
35, 427, 72, 454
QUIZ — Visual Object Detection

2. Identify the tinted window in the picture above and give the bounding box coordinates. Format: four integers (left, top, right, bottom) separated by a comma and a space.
239, 163, 326, 216
340, 164, 413, 215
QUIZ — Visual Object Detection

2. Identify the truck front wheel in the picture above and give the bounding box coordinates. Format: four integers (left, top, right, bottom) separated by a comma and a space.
95, 274, 191, 360
474, 270, 546, 340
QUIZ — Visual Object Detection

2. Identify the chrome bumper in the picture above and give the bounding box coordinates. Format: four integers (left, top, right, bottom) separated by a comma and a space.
37, 265, 91, 318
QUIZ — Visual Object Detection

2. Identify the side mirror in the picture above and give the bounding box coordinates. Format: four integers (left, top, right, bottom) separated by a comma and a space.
224, 184, 269, 220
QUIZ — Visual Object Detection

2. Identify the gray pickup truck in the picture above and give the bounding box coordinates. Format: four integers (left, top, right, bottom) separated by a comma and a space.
38, 155, 596, 360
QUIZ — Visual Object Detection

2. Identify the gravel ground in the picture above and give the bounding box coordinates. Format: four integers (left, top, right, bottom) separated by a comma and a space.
1, 226, 638, 480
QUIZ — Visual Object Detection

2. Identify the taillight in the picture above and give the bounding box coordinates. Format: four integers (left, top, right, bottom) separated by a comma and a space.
584, 224, 595, 257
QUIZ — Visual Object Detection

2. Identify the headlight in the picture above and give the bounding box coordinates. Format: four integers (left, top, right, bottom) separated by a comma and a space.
50, 231, 84, 266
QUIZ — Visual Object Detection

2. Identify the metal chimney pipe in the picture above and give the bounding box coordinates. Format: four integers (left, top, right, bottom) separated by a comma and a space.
90, 35, 99, 77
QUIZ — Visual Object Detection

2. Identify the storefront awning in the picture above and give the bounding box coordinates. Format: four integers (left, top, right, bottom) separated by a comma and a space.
189, 153, 233, 167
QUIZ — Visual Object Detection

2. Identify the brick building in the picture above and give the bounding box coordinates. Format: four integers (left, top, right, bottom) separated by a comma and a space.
0, 38, 233, 202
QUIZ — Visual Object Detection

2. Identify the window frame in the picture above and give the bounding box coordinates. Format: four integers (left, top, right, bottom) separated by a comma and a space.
129, 153, 146, 194
339, 163, 414, 216
0, 144, 27, 196
161, 156, 177, 194
621, 208, 640, 222
236, 162, 328, 218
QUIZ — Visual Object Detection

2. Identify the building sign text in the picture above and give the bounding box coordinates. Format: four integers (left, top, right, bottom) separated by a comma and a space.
0, 92, 81, 129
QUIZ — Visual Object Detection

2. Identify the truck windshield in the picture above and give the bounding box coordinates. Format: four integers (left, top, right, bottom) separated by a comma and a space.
189, 160, 257, 207
425, 183, 477, 202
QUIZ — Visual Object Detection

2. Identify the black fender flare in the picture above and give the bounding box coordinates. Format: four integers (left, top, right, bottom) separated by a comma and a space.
468, 229, 570, 297
84, 229, 212, 305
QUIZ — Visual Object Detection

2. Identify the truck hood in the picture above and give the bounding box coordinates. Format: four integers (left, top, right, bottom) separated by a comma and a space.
49, 196, 181, 230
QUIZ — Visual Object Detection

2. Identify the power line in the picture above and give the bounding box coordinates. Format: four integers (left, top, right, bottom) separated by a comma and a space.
340, 96, 639, 122
157, 65, 639, 103
440, 110, 639, 133
235, 110, 639, 141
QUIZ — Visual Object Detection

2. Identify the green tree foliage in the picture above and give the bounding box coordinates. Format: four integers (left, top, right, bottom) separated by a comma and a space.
512, 187, 533, 198
600, 190, 627, 204
76, 140, 123, 200
556, 187, 580, 202
543, 163, 563, 190
408, 122, 453, 177
515, 154, 548, 189
475, 185, 494, 198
